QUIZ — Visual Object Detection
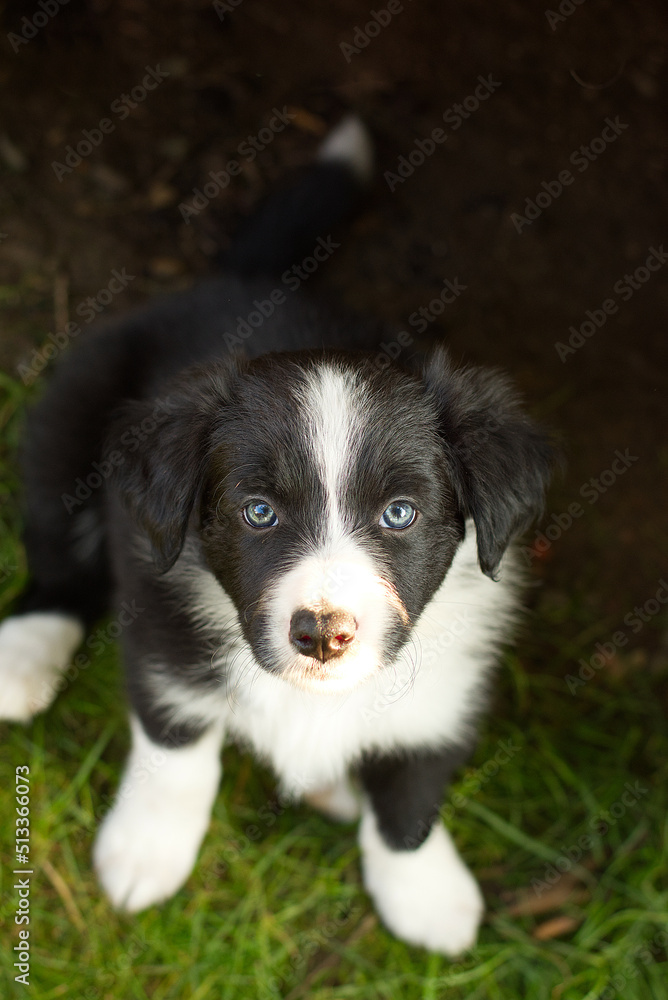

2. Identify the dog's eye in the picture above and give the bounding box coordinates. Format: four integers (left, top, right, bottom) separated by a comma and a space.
243, 501, 278, 528
379, 501, 417, 530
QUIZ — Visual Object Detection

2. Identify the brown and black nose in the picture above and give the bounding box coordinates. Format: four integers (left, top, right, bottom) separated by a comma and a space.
289, 608, 357, 662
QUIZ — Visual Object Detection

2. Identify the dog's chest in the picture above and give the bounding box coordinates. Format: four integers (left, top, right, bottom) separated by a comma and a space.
216, 532, 518, 794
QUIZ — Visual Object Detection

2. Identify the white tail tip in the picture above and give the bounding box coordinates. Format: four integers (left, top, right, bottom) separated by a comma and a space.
317, 115, 374, 186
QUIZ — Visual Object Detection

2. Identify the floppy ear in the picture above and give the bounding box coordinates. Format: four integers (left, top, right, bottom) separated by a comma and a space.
107, 361, 238, 573
422, 346, 555, 578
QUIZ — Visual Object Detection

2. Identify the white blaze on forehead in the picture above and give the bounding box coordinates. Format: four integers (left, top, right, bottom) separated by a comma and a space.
257, 365, 411, 689
299, 363, 366, 540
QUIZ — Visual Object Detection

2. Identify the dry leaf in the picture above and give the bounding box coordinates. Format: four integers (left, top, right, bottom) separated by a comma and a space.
285, 107, 327, 136
504, 873, 590, 917
532, 915, 581, 940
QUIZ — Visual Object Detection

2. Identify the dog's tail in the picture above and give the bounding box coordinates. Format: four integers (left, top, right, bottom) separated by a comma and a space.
224, 115, 373, 277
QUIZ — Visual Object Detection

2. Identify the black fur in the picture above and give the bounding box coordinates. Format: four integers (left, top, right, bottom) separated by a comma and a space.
423, 348, 554, 579
358, 741, 476, 850
13, 133, 554, 866
224, 162, 364, 276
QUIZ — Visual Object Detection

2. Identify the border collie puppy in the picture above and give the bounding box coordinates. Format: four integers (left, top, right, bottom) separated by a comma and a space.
0, 118, 553, 955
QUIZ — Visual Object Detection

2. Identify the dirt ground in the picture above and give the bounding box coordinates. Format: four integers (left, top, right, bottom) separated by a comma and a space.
1, 0, 666, 661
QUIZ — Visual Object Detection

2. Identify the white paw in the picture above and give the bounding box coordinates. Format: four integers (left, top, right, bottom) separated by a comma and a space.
94, 791, 211, 912
0, 613, 83, 722
304, 775, 361, 822
94, 717, 223, 912
359, 812, 484, 955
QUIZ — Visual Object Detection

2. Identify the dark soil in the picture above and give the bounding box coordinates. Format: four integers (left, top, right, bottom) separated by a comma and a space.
1, 0, 667, 658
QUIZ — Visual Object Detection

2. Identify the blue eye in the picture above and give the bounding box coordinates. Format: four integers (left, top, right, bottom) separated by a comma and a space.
243, 501, 278, 528
379, 501, 417, 530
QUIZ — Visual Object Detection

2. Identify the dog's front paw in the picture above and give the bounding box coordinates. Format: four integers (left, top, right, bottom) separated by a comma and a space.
93, 719, 223, 912
359, 813, 484, 955
93, 791, 211, 912
0, 613, 83, 722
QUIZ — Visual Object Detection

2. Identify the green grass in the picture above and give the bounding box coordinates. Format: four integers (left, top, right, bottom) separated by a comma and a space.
1, 373, 667, 1000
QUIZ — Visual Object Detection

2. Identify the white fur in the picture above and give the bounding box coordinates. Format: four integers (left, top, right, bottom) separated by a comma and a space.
317, 115, 374, 185
126, 513, 518, 923
146, 367, 519, 795
260, 539, 407, 694
0, 612, 83, 722
257, 364, 409, 694
304, 776, 361, 822
94, 715, 224, 912
359, 806, 484, 955
150, 526, 517, 798
225, 530, 516, 794
302, 363, 366, 539
95, 511, 517, 919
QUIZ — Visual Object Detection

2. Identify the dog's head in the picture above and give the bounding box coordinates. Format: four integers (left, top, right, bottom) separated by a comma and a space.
111, 348, 553, 693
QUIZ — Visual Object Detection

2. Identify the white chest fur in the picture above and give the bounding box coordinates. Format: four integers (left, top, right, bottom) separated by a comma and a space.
227, 530, 517, 792
155, 527, 520, 795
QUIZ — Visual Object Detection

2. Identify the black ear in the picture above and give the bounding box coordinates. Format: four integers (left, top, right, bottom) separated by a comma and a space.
422, 347, 555, 578
106, 361, 238, 573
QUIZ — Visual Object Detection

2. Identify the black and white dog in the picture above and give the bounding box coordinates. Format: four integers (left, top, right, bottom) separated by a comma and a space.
0, 119, 553, 955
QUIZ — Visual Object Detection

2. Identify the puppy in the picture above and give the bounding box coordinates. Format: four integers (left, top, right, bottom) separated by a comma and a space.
0, 118, 553, 955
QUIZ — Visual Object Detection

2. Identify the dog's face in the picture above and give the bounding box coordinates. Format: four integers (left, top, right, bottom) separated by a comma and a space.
113, 348, 552, 693
199, 356, 463, 692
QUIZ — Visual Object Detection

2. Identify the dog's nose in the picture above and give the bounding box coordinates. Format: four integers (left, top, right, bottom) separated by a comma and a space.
289, 609, 357, 661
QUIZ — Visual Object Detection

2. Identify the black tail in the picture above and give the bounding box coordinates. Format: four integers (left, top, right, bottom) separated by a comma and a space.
224, 115, 373, 277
